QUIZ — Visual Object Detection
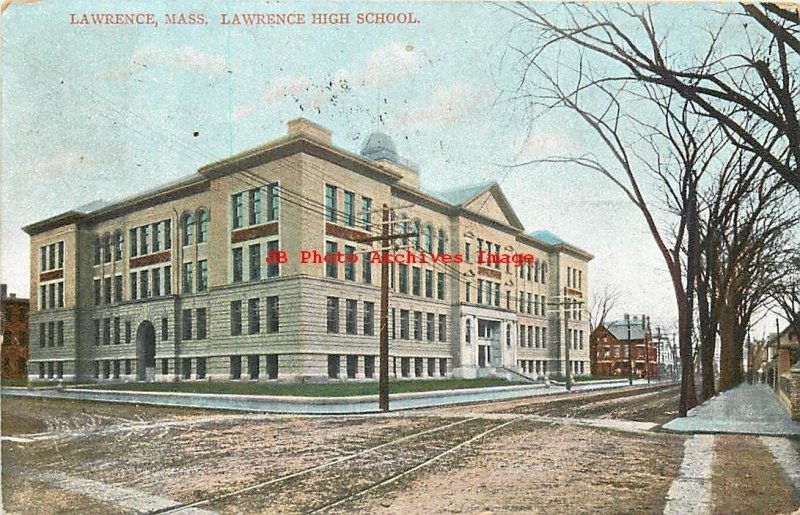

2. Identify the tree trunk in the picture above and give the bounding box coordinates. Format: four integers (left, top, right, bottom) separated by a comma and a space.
718, 306, 737, 391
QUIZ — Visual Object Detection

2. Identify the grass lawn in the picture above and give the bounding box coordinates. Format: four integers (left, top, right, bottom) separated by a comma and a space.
78, 378, 525, 397
0, 378, 60, 388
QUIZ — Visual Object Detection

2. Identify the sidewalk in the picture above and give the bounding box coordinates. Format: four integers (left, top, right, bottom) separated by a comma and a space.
1, 378, 655, 415
662, 383, 800, 437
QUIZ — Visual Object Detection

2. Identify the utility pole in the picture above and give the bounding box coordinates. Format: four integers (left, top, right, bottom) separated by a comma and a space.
656, 326, 661, 383
356, 204, 415, 412
625, 314, 632, 386
645, 319, 651, 385
547, 296, 582, 392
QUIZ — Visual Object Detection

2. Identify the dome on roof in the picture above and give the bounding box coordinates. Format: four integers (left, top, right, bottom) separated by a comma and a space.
360, 132, 399, 163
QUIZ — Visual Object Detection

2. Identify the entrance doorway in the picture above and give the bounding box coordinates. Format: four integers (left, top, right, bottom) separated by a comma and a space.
136, 321, 156, 381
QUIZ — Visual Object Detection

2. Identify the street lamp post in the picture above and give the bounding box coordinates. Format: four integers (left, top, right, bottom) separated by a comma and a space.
625, 314, 632, 386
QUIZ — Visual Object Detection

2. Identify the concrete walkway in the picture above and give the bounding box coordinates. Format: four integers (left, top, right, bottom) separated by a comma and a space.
662, 383, 800, 437
1, 379, 656, 415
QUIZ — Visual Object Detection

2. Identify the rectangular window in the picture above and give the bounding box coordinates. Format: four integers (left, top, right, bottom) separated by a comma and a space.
139, 271, 149, 299
494, 283, 501, 307
153, 222, 161, 252
391, 308, 396, 339
345, 299, 358, 335
129, 228, 138, 257
103, 318, 110, 345
425, 270, 433, 298
56, 282, 63, 308
164, 266, 172, 295
265, 240, 279, 277
343, 191, 355, 226
400, 310, 410, 340
40, 285, 45, 309
58, 241, 64, 268
93, 320, 100, 346
466, 281, 471, 303
177, 310, 191, 340
232, 248, 243, 283
198, 260, 208, 292
465, 242, 471, 263
362, 253, 372, 284
164, 219, 172, 249
249, 244, 261, 281
161, 318, 168, 341
114, 317, 122, 345
248, 298, 260, 334
266, 183, 279, 221
399, 264, 408, 294
364, 355, 375, 378
125, 321, 132, 343
438, 314, 446, 342
325, 241, 338, 279
140, 225, 150, 255
325, 184, 337, 222
94, 279, 101, 306
152, 269, 161, 297
477, 279, 484, 304
344, 245, 356, 281
437, 273, 445, 300
230, 300, 242, 336
182, 262, 193, 294
232, 193, 243, 229
249, 189, 261, 225
40, 246, 46, 272
326, 297, 339, 333
361, 197, 372, 231
48, 283, 55, 309
266, 296, 279, 333
57, 321, 64, 347
49, 243, 56, 269
527, 293, 532, 314
412, 267, 421, 296
542, 328, 547, 348
426, 312, 435, 341
363, 301, 374, 336
93, 238, 101, 265
114, 275, 123, 302
413, 311, 422, 340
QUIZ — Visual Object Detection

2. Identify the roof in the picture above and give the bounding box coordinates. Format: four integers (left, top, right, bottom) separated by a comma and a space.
427, 180, 497, 206
603, 319, 649, 341
528, 230, 565, 246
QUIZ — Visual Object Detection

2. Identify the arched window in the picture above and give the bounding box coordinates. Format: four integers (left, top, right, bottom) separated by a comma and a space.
506, 323, 512, 346
413, 221, 421, 250
535, 261, 541, 282
198, 210, 209, 243
423, 225, 433, 253
182, 214, 194, 246
465, 318, 472, 344
401, 217, 409, 246
437, 229, 446, 254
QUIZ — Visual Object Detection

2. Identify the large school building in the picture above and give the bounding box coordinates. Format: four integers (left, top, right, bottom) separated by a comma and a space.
24, 119, 592, 383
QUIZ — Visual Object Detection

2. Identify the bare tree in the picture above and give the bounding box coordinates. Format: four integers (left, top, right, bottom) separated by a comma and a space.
589, 285, 622, 332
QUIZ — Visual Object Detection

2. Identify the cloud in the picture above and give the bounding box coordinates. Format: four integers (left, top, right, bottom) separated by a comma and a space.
233, 43, 425, 120
393, 83, 489, 129
515, 131, 579, 162
97, 46, 227, 80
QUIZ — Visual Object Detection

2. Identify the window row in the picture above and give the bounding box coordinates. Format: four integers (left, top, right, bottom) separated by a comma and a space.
566, 266, 583, 290
518, 259, 548, 284
519, 360, 549, 376
326, 355, 448, 379
568, 329, 585, 350
181, 308, 208, 340
518, 292, 548, 316
570, 360, 587, 375
93, 359, 133, 379
473, 279, 502, 307
37, 361, 64, 379
232, 184, 279, 230
181, 260, 209, 294
389, 308, 448, 343
393, 216, 447, 255
38, 321, 64, 347
232, 241, 279, 283
325, 184, 371, 231
180, 210, 210, 247
564, 299, 583, 321
129, 265, 176, 300
518, 325, 548, 349
326, 298, 376, 336
39, 281, 64, 310
230, 297, 280, 336
394, 264, 447, 300
39, 241, 64, 272
94, 317, 131, 346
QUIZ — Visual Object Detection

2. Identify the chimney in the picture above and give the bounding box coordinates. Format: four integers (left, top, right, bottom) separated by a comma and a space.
9, 293, 16, 299
0, 284, 6, 301
642, 314, 647, 330
286, 118, 332, 145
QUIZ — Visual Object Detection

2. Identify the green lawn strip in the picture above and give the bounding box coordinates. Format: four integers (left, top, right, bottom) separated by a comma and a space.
75, 378, 526, 397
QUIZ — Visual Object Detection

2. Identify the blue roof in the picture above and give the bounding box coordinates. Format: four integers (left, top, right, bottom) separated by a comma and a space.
427, 180, 496, 206
528, 230, 566, 246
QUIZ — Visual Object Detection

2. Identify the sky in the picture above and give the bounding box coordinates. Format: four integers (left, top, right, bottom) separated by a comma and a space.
2, 0, 776, 339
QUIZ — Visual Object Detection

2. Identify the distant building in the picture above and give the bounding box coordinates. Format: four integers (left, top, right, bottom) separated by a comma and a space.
590, 315, 658, 378
764, 325, 800, 388
1, 284, 30, 379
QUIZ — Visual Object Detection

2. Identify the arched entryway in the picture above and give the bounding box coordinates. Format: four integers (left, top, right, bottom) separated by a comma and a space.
136, 321, 156, 381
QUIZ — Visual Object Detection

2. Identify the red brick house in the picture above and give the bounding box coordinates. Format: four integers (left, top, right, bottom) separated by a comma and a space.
1, 284, 30, 380
590, 315, 658, 378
